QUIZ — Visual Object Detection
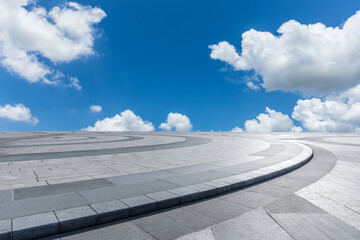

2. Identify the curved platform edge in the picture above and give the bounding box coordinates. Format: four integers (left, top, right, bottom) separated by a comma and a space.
1, 143, 313, 240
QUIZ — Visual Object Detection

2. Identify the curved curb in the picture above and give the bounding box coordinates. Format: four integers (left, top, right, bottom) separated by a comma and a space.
1, 143, 313, 240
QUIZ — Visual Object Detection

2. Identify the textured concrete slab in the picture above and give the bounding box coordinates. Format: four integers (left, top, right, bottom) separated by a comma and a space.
134, 208, 216, 240
121, 195, 158, 216
220, 190, 279, 209
211, 208, 292, 240
183, 198, 252, 223
265, 194, 327, 214
106, 170, 178, 186
12, 212, 59, 240
0, 220, 11, 240
271, 213, 360, 239
14, 178, 115, 200
187, 183, 218, 199
78, 180, 179, 204
60, 222, 156, 240
91, 200, 130, 224
203, 181, 232, 194
176, 227, 215, 240
146, 191, 180, 209
0, 190, 12, 203
168, 187, 202, 204
0, 192, 88, 220
55, 206, 98, 232
163, 171, 231, 186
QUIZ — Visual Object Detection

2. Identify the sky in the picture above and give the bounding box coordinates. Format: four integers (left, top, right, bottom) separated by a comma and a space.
1, 0, 360, 132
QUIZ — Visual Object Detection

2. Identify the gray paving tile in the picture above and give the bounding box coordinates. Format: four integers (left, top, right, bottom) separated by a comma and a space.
0, 220, 11, 240
168, 187, 201, 204
207, 156, 263, 167
213, 155, 290, 175
106, 170, 178, 186
14, 179, 115, 200
211, 208, 292, 240
55, 206, 98, 232
91, 200, 129, 224
183, 198, 252, 223
79, 180, 179, 204
146, 191, 180, 209
168, 164, 220, 174
134, 208, 216, 240
248, 176, 310, 197
13, 212, 59, 240
203, 181, 232, 194
162, 171, 231, 186
60, 222, 156, 240
176, 227, 215, 240
220, 190, 279, 209
271, 212, 360, 240
265, 194, 327, 214
252, 144, 285, 156
0, 192, 88, 220
187, 183, 218, 199
121, 195, 157, 216
0, 190, 12, 204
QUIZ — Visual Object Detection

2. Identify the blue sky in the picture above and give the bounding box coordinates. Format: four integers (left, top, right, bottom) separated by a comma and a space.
1, 0, 360, 132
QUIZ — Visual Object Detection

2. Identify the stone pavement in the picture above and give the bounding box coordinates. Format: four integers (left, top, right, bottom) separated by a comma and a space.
1, 132, 359, 239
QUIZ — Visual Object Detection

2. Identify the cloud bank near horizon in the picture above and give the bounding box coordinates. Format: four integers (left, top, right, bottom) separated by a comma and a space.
82, 109, 154, 131
159, 113, 193, 131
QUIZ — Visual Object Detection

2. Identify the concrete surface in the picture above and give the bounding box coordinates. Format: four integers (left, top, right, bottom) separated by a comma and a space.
0, 132, 359, 239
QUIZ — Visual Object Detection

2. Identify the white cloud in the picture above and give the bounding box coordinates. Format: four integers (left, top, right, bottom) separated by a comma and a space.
210, 41, 240, 67
246, 81, 260, 91
231, 126, 244, 132
0, 103, 38, 125
339, 84, 360, 104
159, 113, 193, 131
83, 110, 154, 131
90, 104, 102, 113
0, 0, 106, 87
51, 71, 82, 89
235, 107, 302, 132
209, 11, 360, 95
68, 76, 82, 90
292, 98, 360, 132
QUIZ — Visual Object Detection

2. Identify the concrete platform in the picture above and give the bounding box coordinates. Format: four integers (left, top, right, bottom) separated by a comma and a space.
0, 132, 359, 239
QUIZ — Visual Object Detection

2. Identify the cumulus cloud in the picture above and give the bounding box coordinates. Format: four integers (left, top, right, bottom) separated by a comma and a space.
209, 11, 360, 95
0, 0, 106, 87
234, 107, 302, 132
159, 113, 193, 131
292, 98, 360, 132
231, 126, 244, 132
83, 110, 154, 131
0, 103, 38, 125
89, 104, 102, 113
